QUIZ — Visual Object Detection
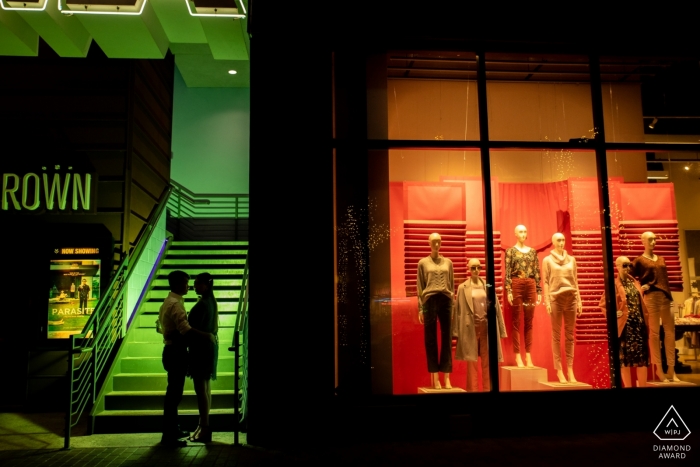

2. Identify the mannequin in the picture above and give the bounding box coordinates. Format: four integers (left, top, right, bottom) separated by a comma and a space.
542, 233, 582, 383
504, 225, 542, 367
631, 231, 677, 382
598, 256, 649, 388
417, 233, 454, 389
454, 258, 507, 392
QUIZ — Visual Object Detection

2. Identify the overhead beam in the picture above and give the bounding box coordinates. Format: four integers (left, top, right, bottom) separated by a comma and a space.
0, 8, 38, 56
17, 0, 91, 57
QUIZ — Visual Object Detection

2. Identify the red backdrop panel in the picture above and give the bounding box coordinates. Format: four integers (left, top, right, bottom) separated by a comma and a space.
404, 183, 465, 221
619, 183, 677, 221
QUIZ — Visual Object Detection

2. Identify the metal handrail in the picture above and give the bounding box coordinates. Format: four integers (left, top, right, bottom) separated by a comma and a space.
168, 179, 249, 219
64, 186, 172, 449
229, 256, 249, 446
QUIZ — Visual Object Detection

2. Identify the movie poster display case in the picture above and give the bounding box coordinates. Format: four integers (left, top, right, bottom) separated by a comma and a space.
334, 52, 700, 396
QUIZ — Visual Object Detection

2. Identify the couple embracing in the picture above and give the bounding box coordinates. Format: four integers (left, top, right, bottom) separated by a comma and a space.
158, 270, 219, 447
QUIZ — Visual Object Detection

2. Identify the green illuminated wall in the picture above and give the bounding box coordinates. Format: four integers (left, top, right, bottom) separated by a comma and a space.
171, 68, 249, 194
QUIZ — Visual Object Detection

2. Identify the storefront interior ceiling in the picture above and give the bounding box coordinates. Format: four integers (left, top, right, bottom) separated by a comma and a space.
0, 0, 248, 87
388, 52, 700, 136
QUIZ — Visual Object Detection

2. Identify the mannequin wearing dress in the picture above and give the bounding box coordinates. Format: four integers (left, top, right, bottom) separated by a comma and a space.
598, 256, 649, 388
505, 225, 542, 367
631, 231, 677, 383
417, 233, 454, 389
542, 233, 582, 383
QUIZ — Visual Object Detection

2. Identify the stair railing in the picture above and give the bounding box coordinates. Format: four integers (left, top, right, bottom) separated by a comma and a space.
64, 186, 172, 449
167, 179, 249, 240
229, 255, 249, 446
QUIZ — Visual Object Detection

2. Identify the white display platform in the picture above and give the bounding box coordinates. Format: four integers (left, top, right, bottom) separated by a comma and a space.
418, 387, 467, 394
500, 366, 548, 391
538, 381, 593, 390
647, 380, 696, 388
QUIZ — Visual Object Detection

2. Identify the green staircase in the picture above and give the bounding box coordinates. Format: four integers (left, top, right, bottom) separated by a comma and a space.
90, 241, 247, 434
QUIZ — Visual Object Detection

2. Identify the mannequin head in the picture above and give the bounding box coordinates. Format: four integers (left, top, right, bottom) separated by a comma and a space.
552, 232, 566, 253
429, 233, 442, 255
615, 256, 632, 281
641, 231, 656, 252
514, 225, 528, 244
468, 258, 481, 281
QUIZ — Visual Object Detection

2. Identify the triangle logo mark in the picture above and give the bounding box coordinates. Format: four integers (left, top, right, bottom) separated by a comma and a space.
654, 406, 691, 441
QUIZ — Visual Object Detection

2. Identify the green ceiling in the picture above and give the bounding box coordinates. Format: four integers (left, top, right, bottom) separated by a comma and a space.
0, 0, 249, 87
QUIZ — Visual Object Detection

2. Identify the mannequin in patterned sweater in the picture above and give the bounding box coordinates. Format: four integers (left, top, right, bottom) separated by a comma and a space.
505, 225, 542, 368
417, 233, 455, 390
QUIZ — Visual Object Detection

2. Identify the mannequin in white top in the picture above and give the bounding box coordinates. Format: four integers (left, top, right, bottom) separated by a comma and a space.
417, 233, 454, 390
504, 225, 542, 368
542, 233, 582, 383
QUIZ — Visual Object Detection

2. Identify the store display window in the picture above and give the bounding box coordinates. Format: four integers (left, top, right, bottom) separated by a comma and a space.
334, 51, 700, 396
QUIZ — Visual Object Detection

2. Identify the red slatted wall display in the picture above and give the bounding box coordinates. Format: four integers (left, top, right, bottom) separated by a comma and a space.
616, 220, 683, 291
465, 231, 503, 292
571, 231, 607, 343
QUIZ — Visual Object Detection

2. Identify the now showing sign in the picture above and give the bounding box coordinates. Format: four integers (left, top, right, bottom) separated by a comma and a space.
2, 166, 95, 213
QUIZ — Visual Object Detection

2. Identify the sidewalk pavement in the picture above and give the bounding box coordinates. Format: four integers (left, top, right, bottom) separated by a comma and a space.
0, 412, 693, 466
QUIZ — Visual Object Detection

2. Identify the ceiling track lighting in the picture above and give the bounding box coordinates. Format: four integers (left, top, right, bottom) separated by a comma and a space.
0, 0, 47, 11
58, 0, 147, 15
648, 117, 659, 129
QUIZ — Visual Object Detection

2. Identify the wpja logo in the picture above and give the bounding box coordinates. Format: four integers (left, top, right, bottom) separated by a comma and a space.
653, 405, 691, 459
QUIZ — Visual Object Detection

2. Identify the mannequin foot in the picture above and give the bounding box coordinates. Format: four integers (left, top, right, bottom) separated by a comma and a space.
515, 354, 524, 368
556, 370, 567, 383
431, 373, 441, 390
444, 374, 452, 389
567, 369, 577, 384
525, 353, 534, 368
670, 374, 680, 382
654, 365, 666, 382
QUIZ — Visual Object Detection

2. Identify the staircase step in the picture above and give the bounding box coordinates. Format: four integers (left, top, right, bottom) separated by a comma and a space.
148, 289, 241, 300
140, 301, 240, 312
157, 268, 244, 276
162, 258, 246, 265
166, 249, 248, 256
128, 327, 235, 344
170, 241, 248, 246
152, 278, 243, 287
121, 356, 237, 373
113, 373, 235, 391
137, 313, 239, 328
126, 342, 237, 358
104, 390, 235, 410
91, 409, 236, 434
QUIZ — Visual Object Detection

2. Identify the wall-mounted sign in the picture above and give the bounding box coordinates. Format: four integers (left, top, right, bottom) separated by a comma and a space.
48, 245, 102, 339
2, 164, 96, 214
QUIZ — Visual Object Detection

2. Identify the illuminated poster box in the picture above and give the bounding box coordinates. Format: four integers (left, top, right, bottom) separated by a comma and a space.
48, 248, 101, 339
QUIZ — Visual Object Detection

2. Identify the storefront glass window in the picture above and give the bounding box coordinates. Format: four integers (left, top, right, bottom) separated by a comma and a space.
605, 150, 700, 386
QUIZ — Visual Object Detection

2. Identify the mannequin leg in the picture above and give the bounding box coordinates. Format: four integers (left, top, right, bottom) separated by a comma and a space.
436, 297, 453, 375
647, 311, 666, 381
660, 307, 676, 380
478, 322, 490, 391
550, 304, 564, 375
620, 367, 632, 388
466, 362, 478, 392
637, 366, 648, 387
564, 299, 577, 382
423, 301, 439, 375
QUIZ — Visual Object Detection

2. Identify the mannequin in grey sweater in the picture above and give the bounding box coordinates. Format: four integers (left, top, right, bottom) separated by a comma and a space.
417, 233, 455, 389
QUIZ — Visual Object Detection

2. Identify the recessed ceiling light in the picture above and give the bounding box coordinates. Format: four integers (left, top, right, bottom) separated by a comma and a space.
228, 70, 237, 75
685, 166, 690, 171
